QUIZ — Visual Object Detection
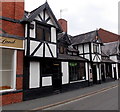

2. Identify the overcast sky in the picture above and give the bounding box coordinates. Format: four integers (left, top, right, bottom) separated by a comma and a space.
25, 0, 119, 36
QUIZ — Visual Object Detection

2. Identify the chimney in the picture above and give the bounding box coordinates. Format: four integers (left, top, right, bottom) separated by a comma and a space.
58, 19, 67, 33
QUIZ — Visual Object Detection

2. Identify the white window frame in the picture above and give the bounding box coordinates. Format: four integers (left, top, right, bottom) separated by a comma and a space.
0, 49, 17, 93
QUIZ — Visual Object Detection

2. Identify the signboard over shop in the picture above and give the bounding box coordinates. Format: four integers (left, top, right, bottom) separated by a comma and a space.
0, 36, 24, 49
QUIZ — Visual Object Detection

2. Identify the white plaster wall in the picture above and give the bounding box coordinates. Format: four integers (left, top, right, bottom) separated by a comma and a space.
51, 27, 56, 43
85, 62, 89, 80
91, 43, 93, 53
42, 76, 52, 87
112, 64, 119, 79
47, 19, 54, 26
62, 62, 69, 84
49, 44, 57, 58
30, 21, 36, 38
30, 41, 40, 55
25, 24, 28, 37
78, 45, 83, 54
29, 62, 40, 88
45, 43, 52, 57
45, 11, 49, 20
84, 54, 90, 60
110, 55, 117, 62
84, 44, 89, 53
24, 39, 27, 55
34, 43, 43, 57
35, 15, 41, 21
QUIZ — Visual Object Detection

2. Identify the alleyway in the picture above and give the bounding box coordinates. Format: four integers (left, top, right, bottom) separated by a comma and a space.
2, 81, 118, 111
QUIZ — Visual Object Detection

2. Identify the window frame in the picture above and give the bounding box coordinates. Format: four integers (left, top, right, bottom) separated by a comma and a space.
0, 49, 17, 93
36, 22, 51, 42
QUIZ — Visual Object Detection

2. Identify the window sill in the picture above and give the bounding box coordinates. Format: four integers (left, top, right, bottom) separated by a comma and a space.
0, 89, 16, 93
70, 80, 86, 84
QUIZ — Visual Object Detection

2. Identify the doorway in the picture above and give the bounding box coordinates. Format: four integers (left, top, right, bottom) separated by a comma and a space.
93, 65, 97, 84
52, 62, 62, 91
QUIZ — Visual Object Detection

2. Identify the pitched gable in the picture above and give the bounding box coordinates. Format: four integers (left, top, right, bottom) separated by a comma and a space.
22, 2, 62, 31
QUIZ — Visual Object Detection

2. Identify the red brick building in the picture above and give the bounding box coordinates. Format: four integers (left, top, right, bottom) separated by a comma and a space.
98, 28, 120, 43
0, 1, 24, 105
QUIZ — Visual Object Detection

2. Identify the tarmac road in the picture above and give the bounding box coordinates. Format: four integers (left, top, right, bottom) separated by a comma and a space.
2, 81, 118, 111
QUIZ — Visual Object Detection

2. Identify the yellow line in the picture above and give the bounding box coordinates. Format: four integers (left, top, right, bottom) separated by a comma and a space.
28, 84, 118, 111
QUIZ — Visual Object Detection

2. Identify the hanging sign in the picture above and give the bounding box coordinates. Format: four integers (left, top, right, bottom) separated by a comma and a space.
0, 36, 24, 49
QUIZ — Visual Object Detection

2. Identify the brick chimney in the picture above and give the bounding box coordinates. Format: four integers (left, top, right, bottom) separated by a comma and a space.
58, 19, 67, 33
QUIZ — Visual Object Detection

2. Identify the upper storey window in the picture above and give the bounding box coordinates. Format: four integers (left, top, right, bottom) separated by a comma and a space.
93, 43, 99, 53
36, 24, 51, 42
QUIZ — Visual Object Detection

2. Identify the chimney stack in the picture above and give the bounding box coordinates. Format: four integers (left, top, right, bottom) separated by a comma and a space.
58, 19, 67, 33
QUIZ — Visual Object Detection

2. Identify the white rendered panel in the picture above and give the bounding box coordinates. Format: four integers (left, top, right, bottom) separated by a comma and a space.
30, 21, 35, 38
30, 41, 40, 55
85, 62, 88, 80
40, 11, 43, 20
84, 54, 90, 60
51, 27, 56, 43
45, 43, 51, 57
30, 62, 40, 88
34, 43, 43, 57
78, 45, 83, 54
47, 19, 54, 26
42, 77, 52, 86
35, 15, 41, 21
45, 11, 49, 21
84, 44, 89, 53
49, 44, 57, 58
25, 24, 28, 37
24, 39, 27, 55
62, 62, 69, 84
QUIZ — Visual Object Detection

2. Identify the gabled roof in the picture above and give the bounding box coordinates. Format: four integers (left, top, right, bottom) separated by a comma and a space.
102, 41, 120, 56
71, 30, 102, 45
21, 2, 62, 31
57, 32, 72, 45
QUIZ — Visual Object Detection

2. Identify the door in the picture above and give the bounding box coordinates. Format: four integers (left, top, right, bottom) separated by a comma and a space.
101, 64, 105, 82
93, 65, 97, 84
52, 62, 62, 91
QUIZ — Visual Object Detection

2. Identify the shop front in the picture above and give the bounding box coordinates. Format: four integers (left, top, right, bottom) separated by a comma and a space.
0, 36, 24, 105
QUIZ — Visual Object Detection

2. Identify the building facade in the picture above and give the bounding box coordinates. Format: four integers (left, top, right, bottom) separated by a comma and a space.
1, 1, 119, 105
0, 2, 24, 105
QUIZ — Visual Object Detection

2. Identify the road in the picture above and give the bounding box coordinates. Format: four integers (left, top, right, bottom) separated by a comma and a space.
2, 81, 118, 111
44, 85, 118, 110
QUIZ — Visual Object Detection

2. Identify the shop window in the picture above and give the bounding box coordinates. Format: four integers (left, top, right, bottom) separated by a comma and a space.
0, 49, 16, 91
69, 62, 85, 82
36, 24, 51, 41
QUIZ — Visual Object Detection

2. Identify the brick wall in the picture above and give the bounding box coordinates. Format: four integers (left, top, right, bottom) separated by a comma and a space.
0, 92, 23, 106
58, 19, 67, 33
1, 1, 24, 106
98, 28, 119, 43
2, 2, 24, 20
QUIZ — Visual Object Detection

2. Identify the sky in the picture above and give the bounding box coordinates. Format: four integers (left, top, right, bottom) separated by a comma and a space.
25, 0, 119, 36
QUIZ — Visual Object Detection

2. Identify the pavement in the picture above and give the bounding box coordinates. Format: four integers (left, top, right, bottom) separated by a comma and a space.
2, 80, 118, 111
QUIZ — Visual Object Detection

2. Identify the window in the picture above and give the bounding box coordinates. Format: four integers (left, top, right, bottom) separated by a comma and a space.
69, 62, 85, 81
93, 44, 99, 53
36, 24, 51, 41
0, 48, 16, 91
59, 46, 64, 54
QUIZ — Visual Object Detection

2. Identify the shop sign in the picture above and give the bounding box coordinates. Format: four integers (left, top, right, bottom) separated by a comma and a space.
0, 36, 24, 49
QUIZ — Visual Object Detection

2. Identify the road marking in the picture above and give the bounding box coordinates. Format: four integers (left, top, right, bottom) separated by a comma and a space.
28, 84, 118, 111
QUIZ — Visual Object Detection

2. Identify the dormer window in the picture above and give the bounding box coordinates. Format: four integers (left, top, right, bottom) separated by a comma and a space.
93, 43, 99, 53
36, 23, 51, 42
